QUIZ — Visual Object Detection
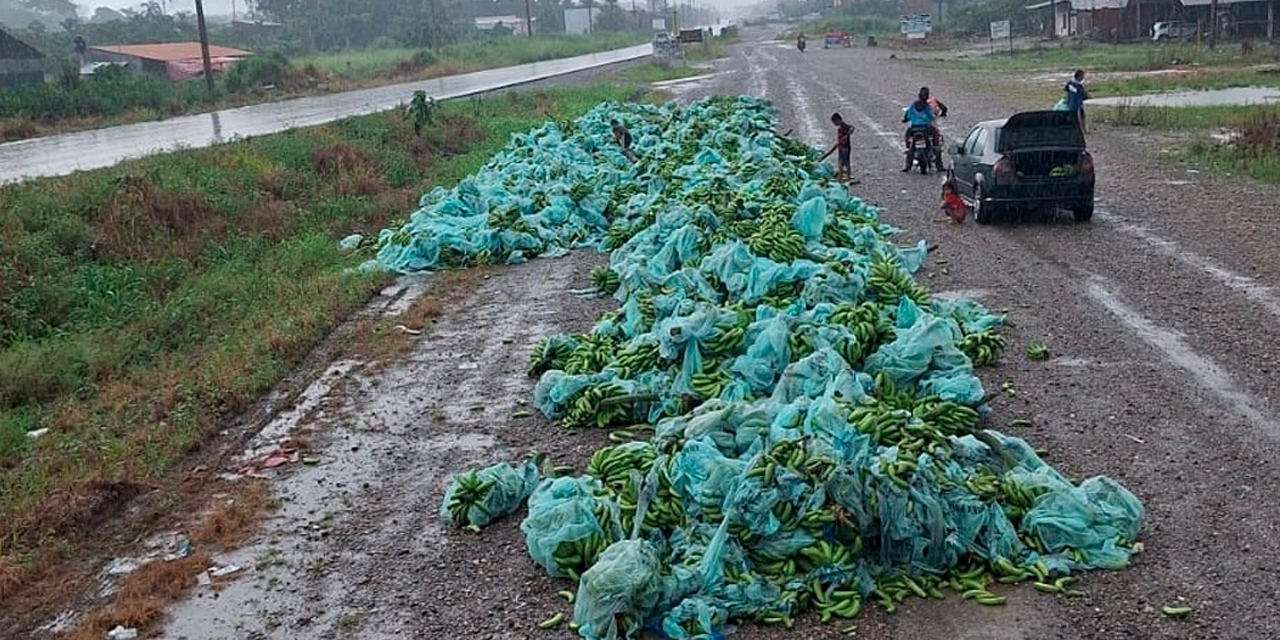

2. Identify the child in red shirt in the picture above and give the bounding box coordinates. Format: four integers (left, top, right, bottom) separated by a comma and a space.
941, 180, 967, 223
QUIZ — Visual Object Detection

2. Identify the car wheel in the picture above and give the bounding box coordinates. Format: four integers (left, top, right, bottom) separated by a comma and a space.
974, 183, 995, 224
1072, 201, 1094, 222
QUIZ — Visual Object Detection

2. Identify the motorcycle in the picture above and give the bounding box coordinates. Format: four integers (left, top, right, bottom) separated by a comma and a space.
797, 36, 807, 52
906, 125, 934, 174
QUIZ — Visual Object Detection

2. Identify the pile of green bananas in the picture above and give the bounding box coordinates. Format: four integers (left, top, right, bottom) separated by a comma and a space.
960, 330, 1008, 367
443, 470, 494, 526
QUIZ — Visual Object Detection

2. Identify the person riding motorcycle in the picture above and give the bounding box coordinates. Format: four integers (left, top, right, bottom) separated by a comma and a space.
797, 32, 807, 52
901, 87, 947, 171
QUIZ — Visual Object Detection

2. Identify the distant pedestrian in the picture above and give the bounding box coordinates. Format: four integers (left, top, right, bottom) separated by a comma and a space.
611, 118, 637, 162
797, 33, 807, 52
1064, 69, 1088, 134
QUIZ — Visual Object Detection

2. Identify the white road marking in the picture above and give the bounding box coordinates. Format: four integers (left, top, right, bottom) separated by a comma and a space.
651, 73, 721, 89
743, 49, 768, 99
813, 78, 899, 144
1097, 208, 1280, 320
931, 288, 990, 300
1085, 274, 1280, 436
766, 49, 826, 148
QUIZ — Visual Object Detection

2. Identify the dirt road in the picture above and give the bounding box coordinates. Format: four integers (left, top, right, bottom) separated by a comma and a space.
52, 28, 1279, 640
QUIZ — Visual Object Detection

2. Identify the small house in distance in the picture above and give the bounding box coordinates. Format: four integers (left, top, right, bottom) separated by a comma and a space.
0, 27, 46, 88
88, 42, 253, 82
475, 15, 530, 36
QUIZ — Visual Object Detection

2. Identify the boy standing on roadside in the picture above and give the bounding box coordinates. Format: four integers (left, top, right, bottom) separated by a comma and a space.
1064, 69, 1089, 134
825, 113, 857, 184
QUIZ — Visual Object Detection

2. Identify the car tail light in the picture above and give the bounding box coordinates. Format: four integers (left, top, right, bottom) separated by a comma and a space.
993, 157, 1014, 181
1079, 152, 1095, 175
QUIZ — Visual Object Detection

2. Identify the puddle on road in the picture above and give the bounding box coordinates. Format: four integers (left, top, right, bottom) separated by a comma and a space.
1088, 86, 1280, 108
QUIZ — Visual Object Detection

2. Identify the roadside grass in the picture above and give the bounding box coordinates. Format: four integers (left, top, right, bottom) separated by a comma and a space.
1179, 110, 1280, 183
1180, 141, 1280, 183
1094, 102, 1275, 129
920, 41, 1280, 73
0, 33, 647, 142
0, 83, 639, 592
300, 32, 648, 80
617, 61, 705, 83
1093, 103, 1280, 184
1088, 67, 1280, 97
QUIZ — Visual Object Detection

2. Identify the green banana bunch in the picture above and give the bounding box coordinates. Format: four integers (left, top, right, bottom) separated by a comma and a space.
612, 340, 661, 379
590, 266, 621, 295
552, 532, 609, 581
960, 330, 1007, 367
690, 370, 731, 400
444, 470, 494, 526
585, 443, 657, 486
562, 382, 633, 430
1026, 342, 1050, 361
562, 333, 617, 375
569, 182, 592, 202
867, 258, 930, 307
528, 335, 577, 376
747, 215, 808, 264
704, 325, 747, 358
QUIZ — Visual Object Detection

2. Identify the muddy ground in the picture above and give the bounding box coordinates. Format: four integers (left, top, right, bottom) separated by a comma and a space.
25, 27, 1280, 640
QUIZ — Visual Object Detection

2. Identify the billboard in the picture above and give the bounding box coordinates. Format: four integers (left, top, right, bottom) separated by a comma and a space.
900, 14, 932, 39
564, 7, 601, 34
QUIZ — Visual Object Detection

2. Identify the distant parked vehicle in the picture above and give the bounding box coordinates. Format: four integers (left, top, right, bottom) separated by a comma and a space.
823, 31, 852, 48
946, 111, 1096, 223
1152, 21, 1202, 41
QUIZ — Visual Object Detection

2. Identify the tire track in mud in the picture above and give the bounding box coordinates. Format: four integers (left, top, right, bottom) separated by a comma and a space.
154, 251, 614, 640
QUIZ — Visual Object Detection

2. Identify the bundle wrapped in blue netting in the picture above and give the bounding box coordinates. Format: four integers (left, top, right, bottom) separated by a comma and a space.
397, 96, 1143, 640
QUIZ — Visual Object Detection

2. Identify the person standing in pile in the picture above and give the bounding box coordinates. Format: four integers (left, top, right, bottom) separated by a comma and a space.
611, 118, 638, 162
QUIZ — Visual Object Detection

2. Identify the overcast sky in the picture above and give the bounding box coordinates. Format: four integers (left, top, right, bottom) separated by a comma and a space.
80, 0, 764, 17
83, 1, 253, 16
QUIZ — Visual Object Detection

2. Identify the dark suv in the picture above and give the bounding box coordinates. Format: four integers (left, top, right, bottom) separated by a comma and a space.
946, 111, 1095, 223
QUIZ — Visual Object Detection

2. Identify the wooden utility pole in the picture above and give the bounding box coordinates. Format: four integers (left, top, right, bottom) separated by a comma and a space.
1209, 0, 1219, 48
525, 0, 534, 35
194, 0, 216, 101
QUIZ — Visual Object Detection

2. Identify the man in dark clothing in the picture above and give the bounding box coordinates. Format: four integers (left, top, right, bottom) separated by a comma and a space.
611, 119, 637, 162
1064, 69, 1088, 134
825, 113, 856, 183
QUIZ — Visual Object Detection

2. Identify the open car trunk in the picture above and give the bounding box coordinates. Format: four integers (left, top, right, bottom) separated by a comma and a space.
1009, 149, 1085, 179
998, 111, 1087, 179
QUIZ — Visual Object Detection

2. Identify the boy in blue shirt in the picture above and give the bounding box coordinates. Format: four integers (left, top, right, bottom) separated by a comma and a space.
1064, 69, 1088, 134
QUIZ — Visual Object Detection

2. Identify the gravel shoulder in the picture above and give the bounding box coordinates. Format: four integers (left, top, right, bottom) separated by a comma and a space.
36, 29, 1280, 640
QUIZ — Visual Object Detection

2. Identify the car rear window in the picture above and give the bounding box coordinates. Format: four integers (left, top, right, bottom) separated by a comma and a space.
998, 125, 1084, 151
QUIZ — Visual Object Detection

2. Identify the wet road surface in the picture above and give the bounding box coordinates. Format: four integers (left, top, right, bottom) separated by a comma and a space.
0, 44, 651, 185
